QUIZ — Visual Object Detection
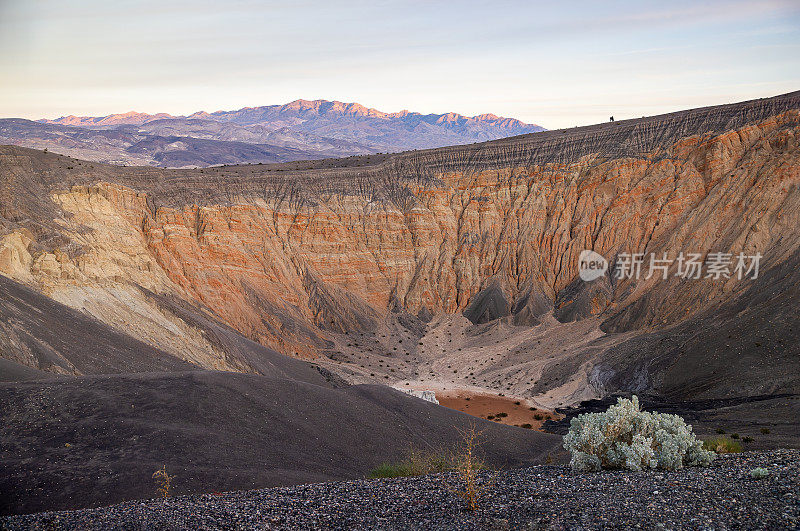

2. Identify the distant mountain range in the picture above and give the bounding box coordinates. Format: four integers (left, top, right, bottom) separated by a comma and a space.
0, 100, 545, 168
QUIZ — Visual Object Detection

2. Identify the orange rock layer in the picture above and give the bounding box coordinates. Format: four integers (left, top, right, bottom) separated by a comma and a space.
35, 110, 796, 358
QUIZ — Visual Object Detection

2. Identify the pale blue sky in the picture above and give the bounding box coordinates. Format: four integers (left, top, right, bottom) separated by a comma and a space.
1, 0, 798, 128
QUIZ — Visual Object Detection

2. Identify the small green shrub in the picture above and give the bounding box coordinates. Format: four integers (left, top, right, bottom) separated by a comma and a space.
743, 436, 754, 443
703, 436, 742, 454
716, 428, 726, 434
367, 462, 413, 478
760, 428, 770, 434
563, 396, 715, 472
730, 433, 740, 440
750, 467, 769, 479
367, 448, 452, 479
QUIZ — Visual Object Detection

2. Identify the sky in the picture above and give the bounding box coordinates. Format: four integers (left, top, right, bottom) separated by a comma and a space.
0, 0, 798, 129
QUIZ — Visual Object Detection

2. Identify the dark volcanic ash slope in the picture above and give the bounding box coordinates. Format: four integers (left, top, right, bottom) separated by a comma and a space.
0, 273, 562, 515
0, 273, 335, 384
0, 274, 192, 375
593, 246, 800, 401
0, 371, 562, 515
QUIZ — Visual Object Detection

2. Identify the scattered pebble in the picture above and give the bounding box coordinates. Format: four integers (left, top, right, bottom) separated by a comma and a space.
3, 450, 798, 530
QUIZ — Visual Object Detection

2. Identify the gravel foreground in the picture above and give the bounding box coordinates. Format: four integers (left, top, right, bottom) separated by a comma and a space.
3, 450, 798, 530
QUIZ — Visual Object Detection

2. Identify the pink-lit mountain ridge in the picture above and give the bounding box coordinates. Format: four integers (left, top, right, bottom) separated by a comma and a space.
2, 99, 546, 167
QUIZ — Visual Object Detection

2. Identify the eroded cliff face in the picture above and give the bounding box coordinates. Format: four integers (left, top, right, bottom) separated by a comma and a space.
1, 93, 799, 402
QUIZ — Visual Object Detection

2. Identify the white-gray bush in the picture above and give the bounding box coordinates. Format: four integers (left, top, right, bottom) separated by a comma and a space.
563, 396, 715, 472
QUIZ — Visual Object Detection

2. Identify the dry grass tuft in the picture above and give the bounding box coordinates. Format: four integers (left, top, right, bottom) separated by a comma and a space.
449, 424, 494, 512
153, 465, 176, 499
367, 424, 496, 512
703, 436, 742, 454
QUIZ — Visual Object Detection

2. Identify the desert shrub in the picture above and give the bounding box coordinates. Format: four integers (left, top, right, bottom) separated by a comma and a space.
521, 423, 533, 429
534, 414, 543, 420
703, 436, 742, 454
743, 436, 754, 443
750, 467, 769, 479
730, 433, 740, 439
760, 427, 770, 434
563, 396, 715, 472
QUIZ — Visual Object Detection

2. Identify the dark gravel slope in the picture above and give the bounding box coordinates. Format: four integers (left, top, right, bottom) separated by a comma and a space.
0, 275, 336, 385
0, 358, 52, 382
3, 450, 797, 530
0, 275, 192, 375
0, 371, 562, 516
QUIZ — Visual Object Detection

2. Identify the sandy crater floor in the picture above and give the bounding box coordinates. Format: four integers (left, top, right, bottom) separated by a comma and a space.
318, 313, 629, 410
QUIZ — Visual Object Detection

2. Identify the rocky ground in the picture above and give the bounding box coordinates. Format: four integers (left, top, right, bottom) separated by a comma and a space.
4, 450, 797, 530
